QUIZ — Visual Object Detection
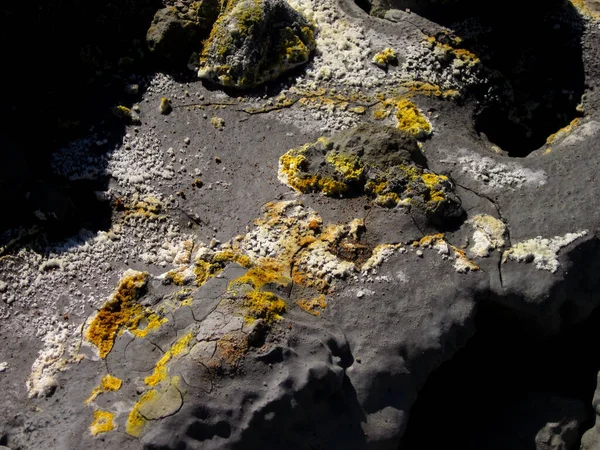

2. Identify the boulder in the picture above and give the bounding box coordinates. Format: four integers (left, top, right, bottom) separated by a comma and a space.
147, 0, 221, 64
198, 0, 316, 88
278, 124, 464, 226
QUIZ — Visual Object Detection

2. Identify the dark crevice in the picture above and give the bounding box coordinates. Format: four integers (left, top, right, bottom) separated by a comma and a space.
455, 183, 510, 290
401, 298, 600, 449
355, 0, 373, 14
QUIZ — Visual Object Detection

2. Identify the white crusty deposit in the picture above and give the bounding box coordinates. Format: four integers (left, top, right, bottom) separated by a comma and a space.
468, 215, 507, 258
442, 149, 547, 190
502, 231, 588, 273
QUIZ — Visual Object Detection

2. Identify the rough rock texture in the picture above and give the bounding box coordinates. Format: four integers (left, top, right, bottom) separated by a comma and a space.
147, 0, 221, 64
198, 0, 316, 87
278, 124, 463, 225
2, 0, 600, 448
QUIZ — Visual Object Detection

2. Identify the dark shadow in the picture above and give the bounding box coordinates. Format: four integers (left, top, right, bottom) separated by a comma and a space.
361, 0, 586, 157
232, 374, 369, 450
355, 0, 373, 14
1, 0, 163, 250
401, 282, 600, 449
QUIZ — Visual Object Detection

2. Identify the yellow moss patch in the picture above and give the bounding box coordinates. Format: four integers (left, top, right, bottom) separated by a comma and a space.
122, 195, 165, 222
326, 152, 365, 183
425, 35, 480, 65
86, 271, 166, 358
244, 291, 286, 324
546, 117, 581, 144
417, 233, 446, 247
229, 261, 289, 290
279, 146, 349, 196
165, 269, 188, 286
145, 333, 194, 387
421, 173, 449, 204
85, 375, 123, 404
570, 0, 600, 19
159, 97, 172, 114
213, 249, 253, 268
126, 389, 157, 437
211, 116, 225, 130
401, 81, 460, 99
90, 410, 115, 436
297, 295, 327, 316
194, 248, 254, 287
372, 47, 398, 67
395, 99, 432, 139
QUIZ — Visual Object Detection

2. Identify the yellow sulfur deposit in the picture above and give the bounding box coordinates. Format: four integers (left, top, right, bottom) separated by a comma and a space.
244, 290, 287, 324
395, 99, 432, 139
85, 374, 123, 404
90, 410, 115, 436
86, 271, 166, 358
144, 333, 194, 387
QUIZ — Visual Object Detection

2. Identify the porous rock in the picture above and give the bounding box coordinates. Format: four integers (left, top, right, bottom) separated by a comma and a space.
147, 0, 221, 64
278, 123, 464, 226
198, 0, 316, 88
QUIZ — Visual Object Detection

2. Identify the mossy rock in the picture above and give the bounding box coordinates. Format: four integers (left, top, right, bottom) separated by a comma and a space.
198, 0, 316, 88
278, 124, 463, 226
147, 0, 221, 64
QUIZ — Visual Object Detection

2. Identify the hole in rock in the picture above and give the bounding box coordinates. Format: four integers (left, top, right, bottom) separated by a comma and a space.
355, 0, 373, 14
359, 0, 585, 157
401, 300, 600, 449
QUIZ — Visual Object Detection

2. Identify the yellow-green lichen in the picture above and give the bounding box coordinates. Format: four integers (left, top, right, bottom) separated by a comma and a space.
278, 145, 349, 196
372, 47, 398, 68
325, 152, 365, 183
395, 99, 432, 139
165, 269, 188, 286
159, 97, 172, 115
229, 259, 289, 292
570, 0, 600, 19
296, 294, 327, 316
243, 290, 286, 324
144, 333, 194, 387
546, 117, 581, 144
85, 374, 123, 404
86, 271, 166, 358
90, 410, 115, 436
126, 389, 157, 437
211, 116, 225, 130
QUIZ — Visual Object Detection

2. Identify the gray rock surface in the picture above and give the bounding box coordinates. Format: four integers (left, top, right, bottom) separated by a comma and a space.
2, 0, 600, 448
